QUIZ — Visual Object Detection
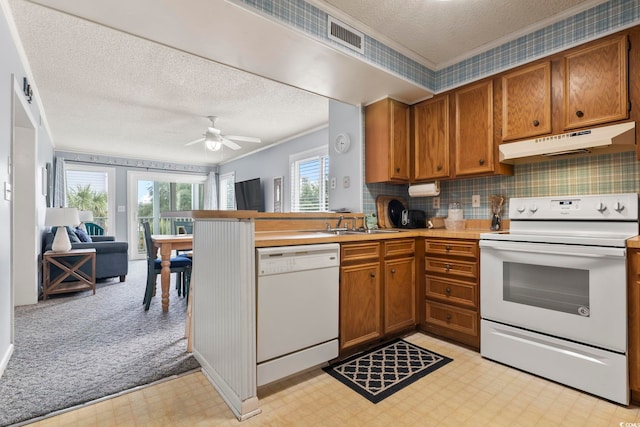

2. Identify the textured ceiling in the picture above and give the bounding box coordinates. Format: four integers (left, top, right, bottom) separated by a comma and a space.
319, 0, 607, 69
6, 0, 610, 166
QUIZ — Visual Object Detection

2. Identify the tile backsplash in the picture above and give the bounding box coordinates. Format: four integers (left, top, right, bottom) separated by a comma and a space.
364, 151, 640, 221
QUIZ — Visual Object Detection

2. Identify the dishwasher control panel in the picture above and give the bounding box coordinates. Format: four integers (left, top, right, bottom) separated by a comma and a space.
257, 243, 340, 276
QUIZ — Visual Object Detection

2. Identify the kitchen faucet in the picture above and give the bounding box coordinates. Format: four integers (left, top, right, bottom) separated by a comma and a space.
335, 215, 343, 229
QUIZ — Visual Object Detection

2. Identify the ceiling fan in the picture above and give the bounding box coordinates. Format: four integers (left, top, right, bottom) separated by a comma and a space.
185, 116, 261, 151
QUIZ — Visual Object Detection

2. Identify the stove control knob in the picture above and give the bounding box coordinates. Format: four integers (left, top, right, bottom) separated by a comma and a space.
596, 202, 607, 213
529, 204, 538, 214
614, 202, 625, 213
516, 205, 526, 214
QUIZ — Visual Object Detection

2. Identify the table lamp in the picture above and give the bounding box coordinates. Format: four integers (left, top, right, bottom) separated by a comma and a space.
45, 207, 80, 252
78, 210, 94, 231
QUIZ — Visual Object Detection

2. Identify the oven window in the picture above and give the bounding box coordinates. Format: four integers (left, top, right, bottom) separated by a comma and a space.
503, 262, 589, 316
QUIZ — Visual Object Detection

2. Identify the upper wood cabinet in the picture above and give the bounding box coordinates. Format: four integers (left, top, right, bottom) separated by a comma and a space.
563, 34, 629, 130
502, 62, 552, 141
454, 81, 494, 176
412, 95, 450, 181
365, 98, 410, 183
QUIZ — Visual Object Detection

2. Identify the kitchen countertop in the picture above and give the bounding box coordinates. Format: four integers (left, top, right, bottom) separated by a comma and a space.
255, 227, 498, 247
627, 236, 640, 248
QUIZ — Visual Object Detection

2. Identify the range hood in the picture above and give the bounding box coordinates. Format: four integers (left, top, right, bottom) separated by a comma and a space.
499, 121, 636, 164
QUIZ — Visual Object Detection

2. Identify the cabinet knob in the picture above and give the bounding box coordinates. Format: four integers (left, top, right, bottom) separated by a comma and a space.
445, 287, 451, 294
437, 165, 442, 171
446, 314, 452, 321
445, 263, 451, 272
370, 272, 376, 278
391, 269, 396, 274
532, 119, 540, 127
479, 159, 485, 165
395, 167, 401, 173
445, 245, 451, 251
576, 110, 584, 118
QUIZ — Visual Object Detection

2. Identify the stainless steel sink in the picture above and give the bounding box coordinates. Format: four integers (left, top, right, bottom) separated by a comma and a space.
317, 228, 402, 235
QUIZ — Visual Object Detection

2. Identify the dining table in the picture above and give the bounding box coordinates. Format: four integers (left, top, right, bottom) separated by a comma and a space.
151, 234, 193, 312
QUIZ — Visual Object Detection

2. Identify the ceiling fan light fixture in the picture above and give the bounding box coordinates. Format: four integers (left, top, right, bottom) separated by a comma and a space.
205, 133, 223, 151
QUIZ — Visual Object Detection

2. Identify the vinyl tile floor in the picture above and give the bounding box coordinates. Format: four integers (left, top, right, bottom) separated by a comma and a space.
26, 333, 640, 426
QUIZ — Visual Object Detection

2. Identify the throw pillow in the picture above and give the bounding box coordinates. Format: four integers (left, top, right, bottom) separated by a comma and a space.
51, 226, 81, 243
75, 227, 93, 243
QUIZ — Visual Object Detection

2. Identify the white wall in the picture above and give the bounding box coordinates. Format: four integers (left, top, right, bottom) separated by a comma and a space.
219, 127, 329, 212
0, 0, 54, 376
219, 99, 363, 213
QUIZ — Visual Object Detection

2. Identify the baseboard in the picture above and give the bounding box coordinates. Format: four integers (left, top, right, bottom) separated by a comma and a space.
0, 343, 14, 378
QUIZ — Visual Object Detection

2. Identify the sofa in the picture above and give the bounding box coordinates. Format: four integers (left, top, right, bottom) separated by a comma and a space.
43, 227, 128, 282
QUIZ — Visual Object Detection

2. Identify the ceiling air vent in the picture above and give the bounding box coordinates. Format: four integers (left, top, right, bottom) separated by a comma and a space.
328, 16, 364, 54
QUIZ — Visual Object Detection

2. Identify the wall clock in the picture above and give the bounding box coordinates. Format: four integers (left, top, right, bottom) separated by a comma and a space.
334, 133, 351, 154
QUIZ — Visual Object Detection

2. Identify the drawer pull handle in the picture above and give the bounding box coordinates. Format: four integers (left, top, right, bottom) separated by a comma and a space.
437, 164, 442, 171
446, 314, 452, 321
532, 119, 540, 127
576, 110, 584, 118
445, 263, 451, 272
479, 159, 485, 165
445, 287, 451, 294
445, 245, 451, 251
370, 272, 376, 278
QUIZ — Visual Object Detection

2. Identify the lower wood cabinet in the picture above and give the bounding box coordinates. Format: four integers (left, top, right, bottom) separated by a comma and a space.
339, 239, 416, 352
628, 248, 640, 403
422, 238, 480, 350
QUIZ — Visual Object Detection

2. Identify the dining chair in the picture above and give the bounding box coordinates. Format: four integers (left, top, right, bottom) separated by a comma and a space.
84, 222, 104, 236
142, 221, 192, 310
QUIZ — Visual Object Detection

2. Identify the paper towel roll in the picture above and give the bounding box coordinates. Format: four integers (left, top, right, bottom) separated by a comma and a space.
408, 182, 440, 197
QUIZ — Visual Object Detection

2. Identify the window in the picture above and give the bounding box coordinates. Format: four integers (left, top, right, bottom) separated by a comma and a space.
219, 172, 236, 210
290, 146, 329, 212
65, 164, 115, 234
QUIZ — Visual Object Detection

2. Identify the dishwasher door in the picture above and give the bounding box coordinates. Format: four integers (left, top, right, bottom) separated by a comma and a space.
256, 243, 339, 365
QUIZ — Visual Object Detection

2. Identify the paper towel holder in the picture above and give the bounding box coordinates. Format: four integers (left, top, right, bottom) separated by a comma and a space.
408, 181, 440, 198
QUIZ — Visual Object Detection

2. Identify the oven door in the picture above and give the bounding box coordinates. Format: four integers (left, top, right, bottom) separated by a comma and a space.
480, 240, 627, 352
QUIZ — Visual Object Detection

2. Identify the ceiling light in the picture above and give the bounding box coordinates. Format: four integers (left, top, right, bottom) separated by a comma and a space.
205, 133, 223, 151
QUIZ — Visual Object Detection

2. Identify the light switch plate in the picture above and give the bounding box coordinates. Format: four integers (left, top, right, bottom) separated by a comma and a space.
433, 197, 440, 209
117, 205, 126, 213
472, 195, 481, 208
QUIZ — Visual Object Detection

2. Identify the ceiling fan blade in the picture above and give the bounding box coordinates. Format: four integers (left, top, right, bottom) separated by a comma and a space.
224, 135, 261, 143
185, 137, 205, 146
221, 137, 242, 150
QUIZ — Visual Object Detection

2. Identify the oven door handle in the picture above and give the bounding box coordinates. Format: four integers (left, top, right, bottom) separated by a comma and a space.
480, 241, 626, 258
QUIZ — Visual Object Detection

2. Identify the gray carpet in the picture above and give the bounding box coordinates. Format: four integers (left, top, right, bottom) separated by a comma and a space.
0, 260, 200, 426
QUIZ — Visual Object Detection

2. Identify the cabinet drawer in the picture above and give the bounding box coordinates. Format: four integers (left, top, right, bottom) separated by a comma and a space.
384, 238, 415, 258
424, 301, 478, 338
425, 256, 477, 280
425, 275, 477, 309
425, 239, 478, 259
341, 242, 381, 263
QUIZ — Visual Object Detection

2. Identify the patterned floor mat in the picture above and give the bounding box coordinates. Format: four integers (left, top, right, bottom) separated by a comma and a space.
323, 338, 453, 403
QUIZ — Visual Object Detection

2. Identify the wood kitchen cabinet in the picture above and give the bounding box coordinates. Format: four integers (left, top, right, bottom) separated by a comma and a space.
365, 97, 410, 183
454, 81, 495, 176
339, 239, 416, 353
383, 239, 416, 334
563, 34, 629, 130
340, 242, 382, 351
412, 94, 450, 181
628, 248, 640, 403
502, 62, 552, 141
422, 238, 480, 350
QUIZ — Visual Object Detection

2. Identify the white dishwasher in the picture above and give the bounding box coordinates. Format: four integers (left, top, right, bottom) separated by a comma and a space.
256, 243, 340, 386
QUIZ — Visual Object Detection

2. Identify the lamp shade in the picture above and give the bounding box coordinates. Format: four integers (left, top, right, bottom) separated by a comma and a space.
78, 210, 94, 223
45, 208, 80, 252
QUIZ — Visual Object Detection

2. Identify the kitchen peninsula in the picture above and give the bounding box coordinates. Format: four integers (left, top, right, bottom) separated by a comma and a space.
163, 210, 502, 420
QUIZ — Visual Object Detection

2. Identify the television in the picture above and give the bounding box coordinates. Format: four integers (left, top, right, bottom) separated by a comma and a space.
235, 178, 264, 211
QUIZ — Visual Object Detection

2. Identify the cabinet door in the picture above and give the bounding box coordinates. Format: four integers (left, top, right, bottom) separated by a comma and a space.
390, 100, 410, 181
413, 95, 450, 180
384, 257, 416, 334
365, 98, 410, 183
564, 34, 629, 130
340, 262, 382, 350
455, 81, 494, 176
502, 62, 552, 141
629, 250, 640, 396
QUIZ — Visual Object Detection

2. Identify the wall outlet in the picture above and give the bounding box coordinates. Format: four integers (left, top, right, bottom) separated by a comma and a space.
433, 197, 440, 209
330, 177, 337, 189
472, 195, 481, 208
343, 175, 350, 188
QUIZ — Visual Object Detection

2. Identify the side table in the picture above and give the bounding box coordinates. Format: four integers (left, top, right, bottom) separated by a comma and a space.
42, 248, 96, 299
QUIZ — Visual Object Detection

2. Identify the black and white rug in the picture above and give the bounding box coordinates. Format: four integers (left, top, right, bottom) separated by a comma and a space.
323, 339, 452, 403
